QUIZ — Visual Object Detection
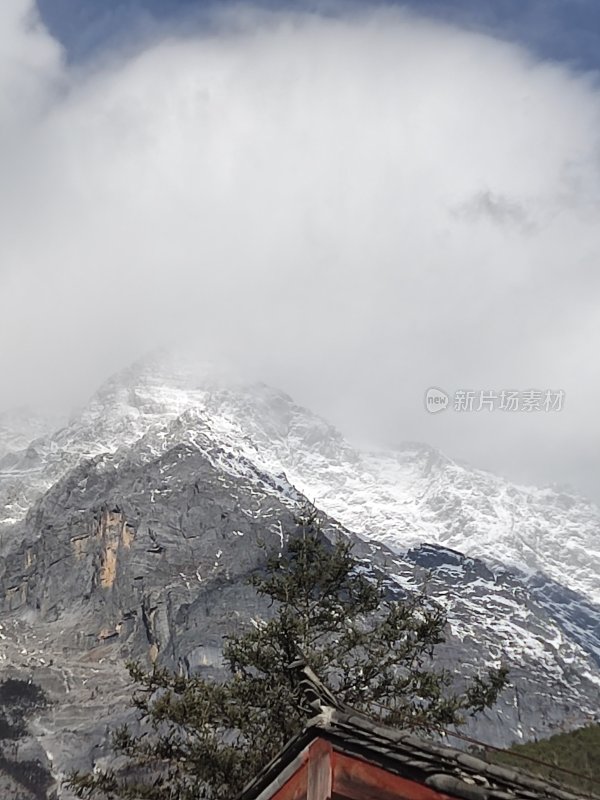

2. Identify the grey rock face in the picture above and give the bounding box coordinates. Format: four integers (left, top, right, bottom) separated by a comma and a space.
2, 352, 600, 603
0, 433, 598, 797
0, 353, 599, 797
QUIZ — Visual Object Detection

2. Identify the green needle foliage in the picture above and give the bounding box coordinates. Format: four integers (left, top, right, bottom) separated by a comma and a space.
486, 723, 600, 795
68, 508, 508, 800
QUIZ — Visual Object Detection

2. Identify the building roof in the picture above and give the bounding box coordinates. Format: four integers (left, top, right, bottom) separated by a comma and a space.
236, 706, 594, 800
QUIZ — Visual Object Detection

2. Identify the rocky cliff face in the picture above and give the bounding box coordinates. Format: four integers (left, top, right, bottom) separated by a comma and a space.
2, 352, 599, 605
0, 352, 599, 798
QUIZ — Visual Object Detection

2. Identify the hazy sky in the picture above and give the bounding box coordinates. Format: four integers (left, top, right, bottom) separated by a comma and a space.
2, 0, 600, 500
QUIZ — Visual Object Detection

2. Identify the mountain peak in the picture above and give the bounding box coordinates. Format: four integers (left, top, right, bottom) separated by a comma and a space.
1, 351, 599, 609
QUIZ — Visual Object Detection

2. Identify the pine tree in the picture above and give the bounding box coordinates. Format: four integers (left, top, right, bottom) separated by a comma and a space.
68, 508, 508, 800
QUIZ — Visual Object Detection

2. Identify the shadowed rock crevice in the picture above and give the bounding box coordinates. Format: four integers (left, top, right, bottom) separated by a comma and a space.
0, 679, 54, 799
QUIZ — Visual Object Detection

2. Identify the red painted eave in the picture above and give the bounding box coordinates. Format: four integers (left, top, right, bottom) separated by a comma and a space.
263, 736, 456, 800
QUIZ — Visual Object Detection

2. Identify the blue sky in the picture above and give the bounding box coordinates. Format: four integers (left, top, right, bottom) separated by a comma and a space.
37, 0, 600, 72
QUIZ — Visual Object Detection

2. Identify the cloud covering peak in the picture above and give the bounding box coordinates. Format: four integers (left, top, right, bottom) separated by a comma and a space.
2, 0, 600, 498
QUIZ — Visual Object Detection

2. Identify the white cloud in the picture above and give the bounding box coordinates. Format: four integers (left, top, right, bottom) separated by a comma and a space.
1, 1, 600, 497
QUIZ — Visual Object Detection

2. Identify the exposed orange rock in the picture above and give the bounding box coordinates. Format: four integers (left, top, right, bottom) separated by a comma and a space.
99, 542, 118, 589
96, 510, 136, 589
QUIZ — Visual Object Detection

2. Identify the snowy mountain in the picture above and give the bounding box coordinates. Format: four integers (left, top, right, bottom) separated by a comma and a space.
2, 350, 597, 603
0, 350, 599, 797
0, 407, 59, 461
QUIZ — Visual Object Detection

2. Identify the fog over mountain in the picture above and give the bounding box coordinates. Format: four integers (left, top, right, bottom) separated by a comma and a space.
1, 350, 600, 798
1, 1, 600, 499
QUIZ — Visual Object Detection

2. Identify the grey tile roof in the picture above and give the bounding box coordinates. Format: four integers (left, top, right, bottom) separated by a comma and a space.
236, 707, 597, 800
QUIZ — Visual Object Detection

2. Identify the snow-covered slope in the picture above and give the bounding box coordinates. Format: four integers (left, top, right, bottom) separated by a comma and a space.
1, 351, 599, 608
297, 444, 600, 606
0, 407, 59, 460
1, 350, 600, 796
